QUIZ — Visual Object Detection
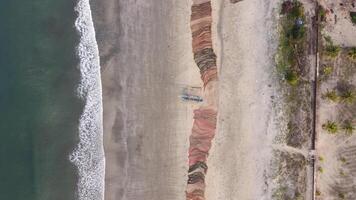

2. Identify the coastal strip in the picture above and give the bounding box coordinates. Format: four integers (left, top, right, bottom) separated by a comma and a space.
186, 0, 219, 199
69, 0, 105, 200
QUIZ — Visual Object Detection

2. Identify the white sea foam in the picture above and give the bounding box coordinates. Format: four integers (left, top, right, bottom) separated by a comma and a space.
69, 0, 105, 199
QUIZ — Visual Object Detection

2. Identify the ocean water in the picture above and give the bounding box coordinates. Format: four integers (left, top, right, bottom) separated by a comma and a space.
0, 0, 104, 200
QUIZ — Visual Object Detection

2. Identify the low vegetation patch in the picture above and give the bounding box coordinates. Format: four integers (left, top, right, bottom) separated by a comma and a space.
277, 0, 306, 86
322, 121, 338, 134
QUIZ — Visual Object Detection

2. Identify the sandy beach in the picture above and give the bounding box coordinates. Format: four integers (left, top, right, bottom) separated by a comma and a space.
2, 0, 355, 198
207, 0, 279, 199
91, 0, 198, 199
91, 0, 281, 199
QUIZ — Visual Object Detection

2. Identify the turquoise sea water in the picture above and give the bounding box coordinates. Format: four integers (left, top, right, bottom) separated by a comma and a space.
0, 1, 82, 199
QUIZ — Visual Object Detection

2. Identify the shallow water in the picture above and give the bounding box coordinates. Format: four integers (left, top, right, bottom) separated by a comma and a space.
0, 1, 82, 199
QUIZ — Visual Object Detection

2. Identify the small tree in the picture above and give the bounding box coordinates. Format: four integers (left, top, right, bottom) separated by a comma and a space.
285, 70, 299, 86
316, 190, 321, 196
322, 121, 338, 134
323, 36, 340, 58
342, 121, 355, 135
318, 156, 324, 162
324, 44, 340, 58
318, 166, 324, 173
340, 157, 347, 164
323, 90, 339, 102
318, 6, 326, 21
322, 66, 333, 76
340, 89, 355, 104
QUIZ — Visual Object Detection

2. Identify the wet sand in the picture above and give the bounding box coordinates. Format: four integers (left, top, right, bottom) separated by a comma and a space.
90, 0, 199, 199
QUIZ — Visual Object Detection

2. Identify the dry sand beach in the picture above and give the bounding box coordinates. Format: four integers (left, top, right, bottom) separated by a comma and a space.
207, 0, 279, 199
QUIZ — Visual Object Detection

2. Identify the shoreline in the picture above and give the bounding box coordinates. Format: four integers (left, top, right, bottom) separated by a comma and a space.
70, 0, 105, 199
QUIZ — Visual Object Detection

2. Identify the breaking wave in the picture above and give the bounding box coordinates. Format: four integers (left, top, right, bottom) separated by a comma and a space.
69, 0, 105, 199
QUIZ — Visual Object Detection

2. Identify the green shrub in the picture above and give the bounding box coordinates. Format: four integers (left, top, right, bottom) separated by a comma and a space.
287, 1, 304, 19
285, 70, 299, 86
340, 89, 355, 104
316, 190, 321, 196
289, 25, 306, 41
324, 35, 332, 44
342, 121, 355, 135
324, 44, 340, 58
322, 121, 338, 134
323, 36, 341, 58
286, 2, 306, 42
323, 90, 339, 102
318, 6, 326, 21
318, 156, 324, 162
322, 65, 333, 76
348, 47, 356, 60
277, 1, 305, 85
340, 157, 347, 163
350, 12, 356, 24
318, 166, 324, 173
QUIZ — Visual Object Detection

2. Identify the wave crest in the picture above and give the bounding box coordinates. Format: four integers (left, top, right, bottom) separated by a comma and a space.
69, 0, 105, 199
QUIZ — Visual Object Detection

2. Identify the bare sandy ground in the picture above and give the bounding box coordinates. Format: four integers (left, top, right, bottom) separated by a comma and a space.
316, 52, 356, 199
319, 0, 356, 47
90, 0, 280, 199
315, 1, 356, 199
